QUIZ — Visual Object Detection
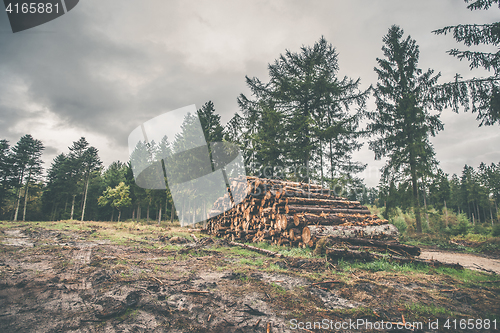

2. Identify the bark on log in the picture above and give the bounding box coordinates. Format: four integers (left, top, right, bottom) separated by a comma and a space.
293, 212, 386, 227
286, 206, 371, 215
324, 237, 420, 256
302, 224, 399, 245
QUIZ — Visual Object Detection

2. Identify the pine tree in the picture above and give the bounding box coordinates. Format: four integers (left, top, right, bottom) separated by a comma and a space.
67, 137, 102, 221
197, 101, 224, 143
368, 25, 444, 233
42, 153, 69, 220
237, 36, 368, 183
432, 0, 500, 126
0, 140, 13, 218
11, 135, 44, 221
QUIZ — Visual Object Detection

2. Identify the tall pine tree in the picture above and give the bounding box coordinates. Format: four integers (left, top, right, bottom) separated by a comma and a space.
368, 26, 444, 233
237, 36, 368, 183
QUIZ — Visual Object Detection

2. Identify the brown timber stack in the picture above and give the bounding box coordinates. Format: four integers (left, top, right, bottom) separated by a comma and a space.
205, 176, 399, 248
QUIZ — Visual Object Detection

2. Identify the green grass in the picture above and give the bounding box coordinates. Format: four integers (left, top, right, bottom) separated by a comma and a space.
251, 241, 316, 258
404, 302, 455, 317
240, 258, 264, 267
270, 282, 286, 294
334, 257, 499, 285
336, 258, 429, 273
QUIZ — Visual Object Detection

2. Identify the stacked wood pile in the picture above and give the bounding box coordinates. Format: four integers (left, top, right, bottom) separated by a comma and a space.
206, 176, 407, 251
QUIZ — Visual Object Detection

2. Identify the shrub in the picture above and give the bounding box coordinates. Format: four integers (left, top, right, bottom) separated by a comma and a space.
471, 224, 490, 236
446, 213, 471, 236
492, 224, 500, 237
391, 215, 407, 234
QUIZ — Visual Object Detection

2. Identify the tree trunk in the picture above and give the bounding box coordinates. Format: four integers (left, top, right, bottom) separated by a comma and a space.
147, 198, 150, 222
51, 203, 58, 221
203, 201, 206, 229
70, 194, 76, 220
409, 154, 422, 233
13, 186, 22, 222
476, 201, 481, 224
422, 181, 429, 229
118, 209, 121, 222
158, 206, 162, 225
81, 173, 90, 221
320, 139, 323, 187
444, 200, 448, 228
22, 184, 29, 222
490, 203, 494, 227
171, 202, 175, 222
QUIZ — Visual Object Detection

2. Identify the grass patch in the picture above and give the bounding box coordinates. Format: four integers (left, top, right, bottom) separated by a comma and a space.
240, 258, 264, 267
404, 302, 455, 317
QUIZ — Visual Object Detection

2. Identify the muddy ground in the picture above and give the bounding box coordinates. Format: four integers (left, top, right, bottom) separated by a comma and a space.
0, 221, 499, 333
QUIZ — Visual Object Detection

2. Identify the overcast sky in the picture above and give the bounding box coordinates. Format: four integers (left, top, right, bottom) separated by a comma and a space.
0, 0, 499, 187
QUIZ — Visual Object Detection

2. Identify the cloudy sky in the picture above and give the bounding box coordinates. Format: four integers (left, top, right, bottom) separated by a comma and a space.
0, 0, 499, 187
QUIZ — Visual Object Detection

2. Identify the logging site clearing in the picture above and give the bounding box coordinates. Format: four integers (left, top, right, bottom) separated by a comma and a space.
0, 220, 499, 333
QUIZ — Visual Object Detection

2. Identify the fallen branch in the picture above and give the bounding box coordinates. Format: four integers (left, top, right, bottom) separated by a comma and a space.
310, 280, 341, 286
228, 241, 285, 258
243, 304, 267, 316
149, 276, 164, 285
473, 263, 497, 275
181, 289, 210, 294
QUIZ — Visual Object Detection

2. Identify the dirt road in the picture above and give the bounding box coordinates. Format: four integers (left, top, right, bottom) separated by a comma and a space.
420, 249, 500, 274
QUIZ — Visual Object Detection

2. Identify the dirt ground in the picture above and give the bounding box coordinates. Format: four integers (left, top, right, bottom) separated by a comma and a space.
0, 221, 499, 333
419, 249, 500, 275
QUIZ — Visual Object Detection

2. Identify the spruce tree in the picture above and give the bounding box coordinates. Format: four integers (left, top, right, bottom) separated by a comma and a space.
0, 140, 13, 218
197, 101, 224, 143
432, 0, 499, 126
368, 25, 444, 233
11, 134, 44, 221
237, 36, 368, 183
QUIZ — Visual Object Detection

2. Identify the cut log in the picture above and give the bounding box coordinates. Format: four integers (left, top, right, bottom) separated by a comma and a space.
286, 206, 371, 215
302, 224, 399, 245
324, 237, 420, 256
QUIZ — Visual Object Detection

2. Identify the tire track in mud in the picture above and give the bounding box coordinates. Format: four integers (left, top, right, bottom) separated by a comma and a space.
60, 246, 94, 290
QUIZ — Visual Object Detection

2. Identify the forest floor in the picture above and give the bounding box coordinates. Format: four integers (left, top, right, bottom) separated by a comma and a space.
0, 220, 499, 333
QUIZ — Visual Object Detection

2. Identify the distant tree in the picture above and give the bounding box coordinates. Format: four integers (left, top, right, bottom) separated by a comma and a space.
42, 153, 70, 220
102, 161, 127, 189
98, 182, 132, 222
224, 113, 244, 144
0, 140, 13, 218
427, 169, 451, 211
368, 26, 444, 233
197, 101, 224, 143
11, 135, 44, 221
432, 0, 500, 126
67, 137, 102, 221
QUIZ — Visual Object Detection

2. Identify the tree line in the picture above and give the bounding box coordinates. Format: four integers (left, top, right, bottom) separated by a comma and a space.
0, 0, 498, 231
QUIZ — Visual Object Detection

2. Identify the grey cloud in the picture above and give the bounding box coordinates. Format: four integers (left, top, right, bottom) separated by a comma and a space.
0, 0, 498, 186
